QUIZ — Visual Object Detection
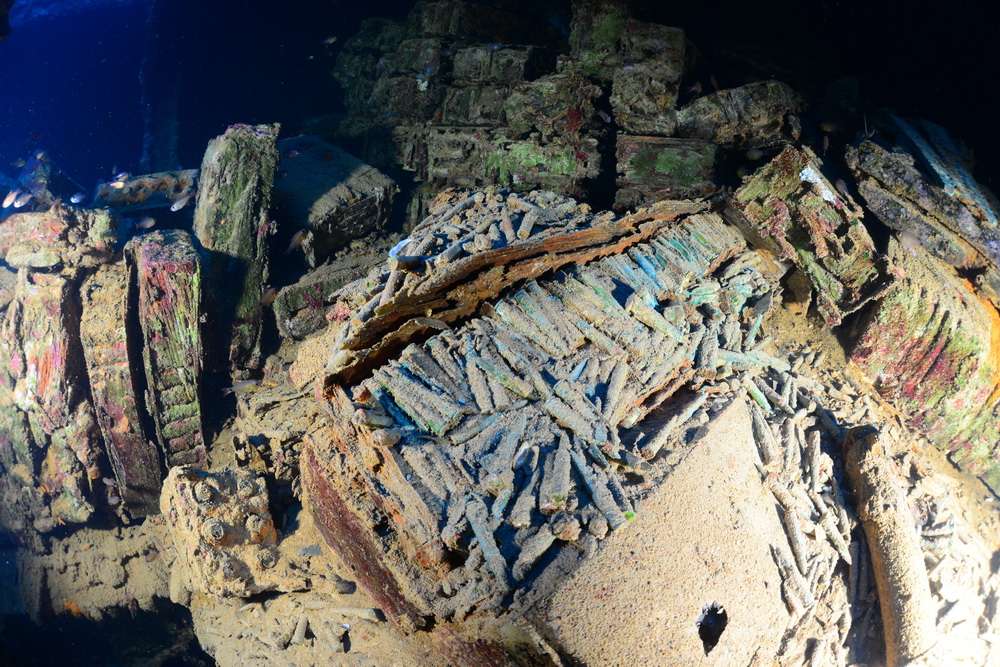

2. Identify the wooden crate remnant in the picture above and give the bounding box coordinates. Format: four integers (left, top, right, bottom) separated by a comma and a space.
130, 229, 206, 468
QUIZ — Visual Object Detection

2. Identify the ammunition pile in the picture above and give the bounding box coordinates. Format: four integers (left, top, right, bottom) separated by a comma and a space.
323, 188, 705, 384
333, 199, 799, 614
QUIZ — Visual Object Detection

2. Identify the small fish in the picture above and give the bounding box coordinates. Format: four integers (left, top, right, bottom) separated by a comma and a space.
486, 41, 505, 52
283, 148, 301, 159
2, 188, 20, 208
11, 158, 25, 168
898, 230, 923, 253
170, 193, 192, 211
595, 109, 612, 124
49, 197, 63, 215
709, 74, 719, 91
322, 35, 338, 46
736, 165, 750, 179
260, 286, 278, 307
102, 477, 116, 487
822, 134, 829, 155
388, 238, 413, 258
601, 52, 625, 66
284, 229, 307, 255
109, 180, 126, 189
13, 191, 33, 208
835, 179, 849, 197
222, 378, 261, 396
113, 171, 131, 181
819, 121, 839, 133
135, 216, 156, 230
34, 150, 46, 160
275, 170, 289, 179
70, 192, 86, 204
746, 148, 766, 161
108, 495, 121, 506
687, 81, 703, 95
412, 317, 450, 330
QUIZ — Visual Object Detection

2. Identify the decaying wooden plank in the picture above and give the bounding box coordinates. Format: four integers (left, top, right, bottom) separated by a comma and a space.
192, 123, 279, 372
79, 263, 162, 517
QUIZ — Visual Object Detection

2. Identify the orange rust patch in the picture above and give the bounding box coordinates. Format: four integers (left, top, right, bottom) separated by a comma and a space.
967, 282, 1000, 408
63, 599, 83, 617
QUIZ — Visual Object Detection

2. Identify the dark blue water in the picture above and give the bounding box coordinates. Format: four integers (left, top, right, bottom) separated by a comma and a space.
0, 0, 412, 190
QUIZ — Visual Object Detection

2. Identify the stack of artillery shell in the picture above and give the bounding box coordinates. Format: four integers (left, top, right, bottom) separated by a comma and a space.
316, 205, 800, 620
323, 188, 707, 385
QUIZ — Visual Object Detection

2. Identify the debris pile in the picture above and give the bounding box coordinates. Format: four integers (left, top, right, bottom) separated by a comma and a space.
3, 1, 1000, 665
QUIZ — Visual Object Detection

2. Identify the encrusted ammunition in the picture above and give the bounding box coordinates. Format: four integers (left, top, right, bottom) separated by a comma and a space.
493, 301, 565, 357
539, 432, 571, 516
491, 486, 512, 525
625, 291, 685, 341
783, 507, 810, 577
516, 205, 541, 239
435, 238, 470, 266
426, 337, 467, 387
546, 279, 611, 328
374, 365, 464, 435
543, 395, 598, 444
750, 402, 779, 466
743, 376, 773, 413
378, 269, 405, 309
372, 385, 416, 430
401, 345, 473, 407
469, 349, 535, 400
771, 544, 815, 608
553, 379, 603, 425
744, 311, 765, 349
487, 222, 504, 248
527, 281, 585, 349
807, 430, 822, 493
819, 512, 852, 564
603, 360, 630, 421
466, 496, 512, 589
570, 447, 626, 531
757, 378, 794, 415
576, 271, 625, 314
766, 474, 796, 510
401, 446, 448, 501
485, 336, 551, 400
513, 289, 573, 356
512, 526, 557, 581
464, 355, 494, 413
570, 316, 627, 359
499, 209, 516, 243
782, 418, 801, 472
370, 428, 403, 448
352, 408, 395, 429
696, 325, 720, 375
509, 465, 541, 529
639, 391, 708, 460
448, 414, 497, 447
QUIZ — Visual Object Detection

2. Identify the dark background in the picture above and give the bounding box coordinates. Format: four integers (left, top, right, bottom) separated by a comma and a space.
0, 0, 997, 192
